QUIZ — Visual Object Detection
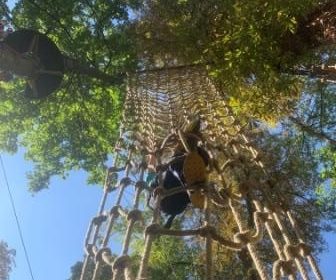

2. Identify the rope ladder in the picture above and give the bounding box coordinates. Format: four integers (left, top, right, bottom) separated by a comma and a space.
79, 66, 323, 280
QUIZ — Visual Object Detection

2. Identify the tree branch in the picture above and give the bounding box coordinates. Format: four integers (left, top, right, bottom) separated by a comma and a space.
63, 56, 125, 85
289, 116, 336, 146
286, 65, 336, 83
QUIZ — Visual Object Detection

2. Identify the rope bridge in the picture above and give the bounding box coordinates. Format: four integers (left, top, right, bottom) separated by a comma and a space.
79, 66, 323, 280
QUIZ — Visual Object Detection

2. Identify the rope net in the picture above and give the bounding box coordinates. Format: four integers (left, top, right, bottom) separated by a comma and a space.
79, 66, 323, 280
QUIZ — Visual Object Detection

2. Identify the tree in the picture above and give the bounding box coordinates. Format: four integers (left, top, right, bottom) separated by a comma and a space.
68, 236, 201, 280
0, 0, 335, 190
68, 260, 112, 280
0, 1, 336, 277
136, 0, 336, 234
0, 241, 15, 280
284, 80, 336, 220
136, 1, 336, 120
0, 0, 140, 191
145, 237, 202, 279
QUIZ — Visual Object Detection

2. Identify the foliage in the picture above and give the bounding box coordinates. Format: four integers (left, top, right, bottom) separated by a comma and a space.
0, 2, 335, 277
0, 76, 123, 190
255, 127, 330, 248
69, 234, 201, 280
68, 260, 112, 280
12, 0, 140, 70
149, 237, 200, 279
136, 0, 322, 121
0, 0, 141, 191
0, 241, 15, 280
285, 79, 336, 220
131, 235, 203, 279
0, 0, 335, 191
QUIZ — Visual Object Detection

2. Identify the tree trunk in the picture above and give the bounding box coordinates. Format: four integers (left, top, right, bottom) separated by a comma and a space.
63, 56, 125, 85
287, 64, 336, 83
282, 1, 336, 55
289, 116, 336, 146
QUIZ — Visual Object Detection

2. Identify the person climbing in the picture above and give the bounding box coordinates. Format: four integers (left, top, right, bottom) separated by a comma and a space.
148, 149, 191, 229
177, 115, 210, 209
147, 115, 210, 229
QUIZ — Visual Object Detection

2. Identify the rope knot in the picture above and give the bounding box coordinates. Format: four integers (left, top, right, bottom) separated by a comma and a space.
85, 244, 96, 257
273, 259, 296, 277
282, 260, 296, 275
199, 225, 215, 238
284, 244, 296, 259
234, 231, 251, 244
284, 244, 300, 259
119, 177, 132, 188
299, 242, 312, 256
95, 247, 113, 264
127, 209, 143, 222
284, 242, 312, 259
256, 211, 272, 223
112, 255, 131, 271
92, 214, 108, 226
109, 206, 120, 217
135, 180, 146, 190
145, 223, 161, 236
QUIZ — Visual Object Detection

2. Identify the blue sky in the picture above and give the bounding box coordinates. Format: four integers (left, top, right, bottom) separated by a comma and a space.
1, 1, 102, 277
0, 150, 102, 280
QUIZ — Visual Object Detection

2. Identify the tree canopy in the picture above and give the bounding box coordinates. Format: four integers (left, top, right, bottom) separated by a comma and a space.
0, 240, 15, 280
0, 0, 140, 190
0, 0, 334, 192
0, 0, 334, 191
1, 1, 336, 278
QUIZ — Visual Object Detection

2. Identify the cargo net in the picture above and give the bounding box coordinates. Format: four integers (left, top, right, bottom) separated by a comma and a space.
79, 66, 323, 280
